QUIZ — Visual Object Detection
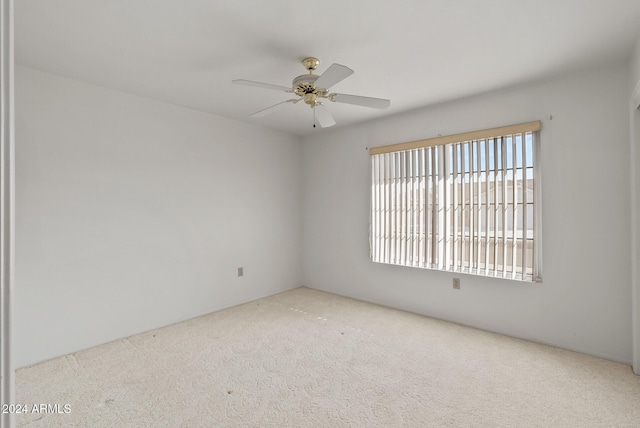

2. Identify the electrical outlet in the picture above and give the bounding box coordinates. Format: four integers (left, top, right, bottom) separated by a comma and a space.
452, 278, 460, 289
237, 267, 243, 277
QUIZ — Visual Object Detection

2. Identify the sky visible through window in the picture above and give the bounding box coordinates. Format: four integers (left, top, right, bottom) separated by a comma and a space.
446, 134, 533, 179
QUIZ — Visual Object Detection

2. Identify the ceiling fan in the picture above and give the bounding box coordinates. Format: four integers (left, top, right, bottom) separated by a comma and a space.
232, 57, 390, 128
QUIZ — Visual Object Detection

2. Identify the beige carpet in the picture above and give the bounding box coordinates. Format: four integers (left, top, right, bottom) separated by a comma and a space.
16, 287, 640, 427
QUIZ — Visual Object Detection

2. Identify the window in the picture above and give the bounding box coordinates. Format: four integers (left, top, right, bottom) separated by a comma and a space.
370, 121, 541, 282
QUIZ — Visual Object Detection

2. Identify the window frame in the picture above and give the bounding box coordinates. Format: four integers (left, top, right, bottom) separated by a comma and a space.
369, 121, 542, 282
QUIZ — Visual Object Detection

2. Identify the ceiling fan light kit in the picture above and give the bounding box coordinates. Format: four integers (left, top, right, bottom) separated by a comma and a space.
232, 57, 390, 128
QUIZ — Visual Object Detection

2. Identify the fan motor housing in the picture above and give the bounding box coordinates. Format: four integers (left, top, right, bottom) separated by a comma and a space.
292, 74, 319, 95
292, 74, 329, 105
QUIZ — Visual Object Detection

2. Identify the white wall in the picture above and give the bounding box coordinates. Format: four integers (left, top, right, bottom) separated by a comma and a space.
630, 37, 640, 373
15, 67, 302, 368
631, 39, 640, 90
302, 64, 632, 363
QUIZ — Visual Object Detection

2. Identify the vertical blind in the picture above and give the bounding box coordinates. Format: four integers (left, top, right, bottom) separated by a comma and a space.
370, 121, 541, 282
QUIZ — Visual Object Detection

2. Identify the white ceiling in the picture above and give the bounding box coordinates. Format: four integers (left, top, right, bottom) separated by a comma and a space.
15, 0, 640, 136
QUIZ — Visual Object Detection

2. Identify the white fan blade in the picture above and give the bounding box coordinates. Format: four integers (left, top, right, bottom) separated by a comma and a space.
332, 93, 390, 109
251, 99, 297, 118
314, 104, 336, 128
314, 63, 354, 89
232, 79, 291, 92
